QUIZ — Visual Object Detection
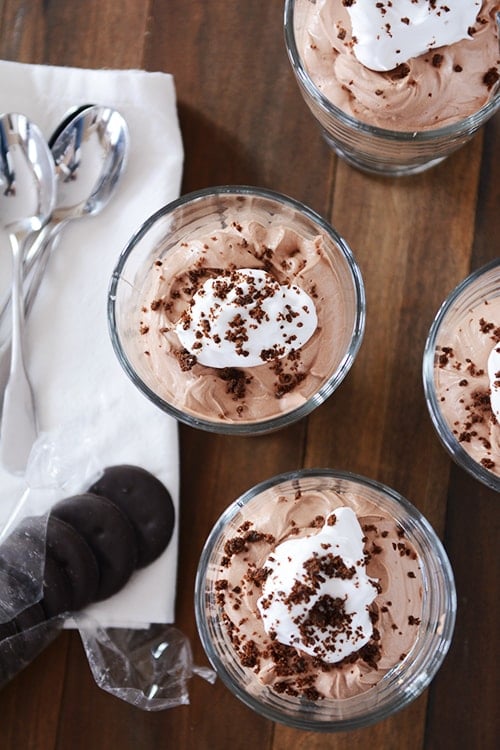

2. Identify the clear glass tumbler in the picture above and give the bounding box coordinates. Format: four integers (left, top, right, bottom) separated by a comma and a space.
108, 186, 365, 435
284, 0, 500, 176
195, 468, 456, 731
423, 259, 500, 492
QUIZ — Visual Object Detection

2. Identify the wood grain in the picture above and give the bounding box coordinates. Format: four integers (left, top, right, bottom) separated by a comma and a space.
0, 1, 499, 748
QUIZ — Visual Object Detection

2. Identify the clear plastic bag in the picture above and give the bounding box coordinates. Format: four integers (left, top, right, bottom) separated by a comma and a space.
0, 421, 215, 704
77, 617, 215, 710
0, 418, 101, 623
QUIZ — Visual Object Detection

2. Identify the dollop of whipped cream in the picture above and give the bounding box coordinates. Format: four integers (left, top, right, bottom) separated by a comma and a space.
256, 507, 379, 663
346, 0, 482, 72
487, 343, 500, 421
175, 268, 317, 369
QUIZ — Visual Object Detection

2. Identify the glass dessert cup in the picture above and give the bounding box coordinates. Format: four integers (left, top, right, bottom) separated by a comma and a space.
423, 259, 500, 492
195, 469, 456, 732
108, 186, 365, 435
284, 0, 500, 177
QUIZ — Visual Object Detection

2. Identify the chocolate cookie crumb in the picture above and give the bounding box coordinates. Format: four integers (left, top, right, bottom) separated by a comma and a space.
219, 368, 251, 400
175, 348, 197, 372
483, 67, 499, 91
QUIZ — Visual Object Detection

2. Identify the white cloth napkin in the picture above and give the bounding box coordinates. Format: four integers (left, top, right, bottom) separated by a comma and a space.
0, 60, 184, 627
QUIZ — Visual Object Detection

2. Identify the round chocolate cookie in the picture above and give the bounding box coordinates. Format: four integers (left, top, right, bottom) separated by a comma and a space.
0, 605, 59, 687
1, 601, 48, 649
0, 566, 39, 623
40, 552, 73, 618
0, 617, 18, 644
89, 465, 175, 568
14, 602, 46, 631
12, 602, 52, 667
51, 493, 138, 601
45, 515, 100, 611
0, 515, 47, 585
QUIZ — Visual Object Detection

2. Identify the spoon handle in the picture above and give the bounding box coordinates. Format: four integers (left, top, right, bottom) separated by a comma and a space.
0, 223, 52, 329
0, 231, 37, 474
0, 224, 58, 347
0, 228, 61, 417
24, 222, 64, 316
0, 338, 10, 417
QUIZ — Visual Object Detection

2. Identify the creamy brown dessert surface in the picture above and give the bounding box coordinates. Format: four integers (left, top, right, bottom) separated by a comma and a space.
213, 486, 423, 701
138, 219, 353, 424
435, 296, 500, 476
298, 0, 500, 131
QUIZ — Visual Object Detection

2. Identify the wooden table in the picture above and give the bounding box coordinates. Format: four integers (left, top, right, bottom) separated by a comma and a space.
0, 2, 498, 748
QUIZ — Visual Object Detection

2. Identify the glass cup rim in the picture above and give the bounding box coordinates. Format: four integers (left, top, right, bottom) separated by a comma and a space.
108, 185, 366, 434
423, 258, 500, 492
195, 467, 457, 731
283, 0, 500, 143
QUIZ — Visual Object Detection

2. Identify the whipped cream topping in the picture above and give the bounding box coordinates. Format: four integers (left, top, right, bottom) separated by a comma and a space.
175, 268, 318, 369
487, 343, 500, 421
256, 507, 379, 663
347, 0, 482, 72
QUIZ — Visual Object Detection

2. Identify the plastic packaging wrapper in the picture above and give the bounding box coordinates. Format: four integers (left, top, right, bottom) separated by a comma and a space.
0, 616, 63, 688
0, 514, 47, 618
0, 422, 215, 705
77, 617, 215, 710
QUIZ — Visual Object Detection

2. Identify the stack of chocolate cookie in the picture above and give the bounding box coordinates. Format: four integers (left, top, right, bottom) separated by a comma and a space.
0, 465, 175, 684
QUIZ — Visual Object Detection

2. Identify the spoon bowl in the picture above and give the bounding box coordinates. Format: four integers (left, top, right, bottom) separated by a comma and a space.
0, 113, 56, 473
0, 113, 55, 235
51, 105, 129, 221
23, 104, 130, 304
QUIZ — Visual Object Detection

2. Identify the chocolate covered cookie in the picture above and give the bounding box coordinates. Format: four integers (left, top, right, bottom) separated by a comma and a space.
0, 525, 53, 618
0, 617, 17, 644
1, 571, 67, 688
45, 516, 100, 610
89, 465, 175, 567
0, 603, 44, 685
40, 553, 73, 618
51, 493, 138, 601
0, 604, 59, 688
14, 603, 46, 631
0, 516, 47, 584
1, 517, 80, 618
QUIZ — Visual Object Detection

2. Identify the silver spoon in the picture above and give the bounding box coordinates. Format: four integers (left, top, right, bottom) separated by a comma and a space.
19, 105, 129, 319
0, 113, 56, 474
0, 104, 94, 338
0, 105, 130, 424
23, 105, 129, 312
23, 103, 95, 275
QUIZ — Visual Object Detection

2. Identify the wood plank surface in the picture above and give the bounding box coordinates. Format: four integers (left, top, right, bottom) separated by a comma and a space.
0, 2, 498, 749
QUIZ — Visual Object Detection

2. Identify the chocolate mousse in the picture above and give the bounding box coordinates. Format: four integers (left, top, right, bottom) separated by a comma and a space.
434, 296, 500, 477
297, 0, 499, 131
212, 484, 423, 700
137, 216, 359, 425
